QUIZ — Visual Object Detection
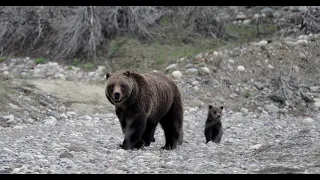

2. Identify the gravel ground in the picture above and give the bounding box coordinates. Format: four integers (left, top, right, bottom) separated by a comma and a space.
1, 107, 320, 174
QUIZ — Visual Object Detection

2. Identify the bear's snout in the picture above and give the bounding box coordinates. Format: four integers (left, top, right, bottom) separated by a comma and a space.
113, 92, 121, 100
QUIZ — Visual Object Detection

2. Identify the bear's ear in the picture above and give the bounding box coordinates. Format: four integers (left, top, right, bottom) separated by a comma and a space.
123, 70, 131, 77
106, 73, 112, 79
220, 106, 224, 110
208, 105, 213, 109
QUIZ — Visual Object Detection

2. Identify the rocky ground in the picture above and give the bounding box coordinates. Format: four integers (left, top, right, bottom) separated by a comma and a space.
1, 6, 320, 174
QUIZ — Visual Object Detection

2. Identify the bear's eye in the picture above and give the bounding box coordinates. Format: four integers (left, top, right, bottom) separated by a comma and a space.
109, 85, 114, 90
213, 111, 216, 114
120, 84, 125, 89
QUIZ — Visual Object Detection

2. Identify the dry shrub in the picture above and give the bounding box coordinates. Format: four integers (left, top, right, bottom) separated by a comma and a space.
0, 6, 232, 61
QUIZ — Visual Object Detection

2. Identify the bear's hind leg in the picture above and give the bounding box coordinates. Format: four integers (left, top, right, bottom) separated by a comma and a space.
159, 102, 183, 150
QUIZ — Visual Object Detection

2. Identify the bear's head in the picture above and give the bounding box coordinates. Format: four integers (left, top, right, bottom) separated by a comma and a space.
105, 70, 135, 105
208, 105, 223, 121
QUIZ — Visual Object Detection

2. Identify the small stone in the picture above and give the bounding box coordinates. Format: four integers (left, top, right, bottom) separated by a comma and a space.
296, 40, 308, 44
3, 71, 9, 75
293, 65, 299, 73
185, 68, 199, 74
302, 118, 314, 124
264, 104, 279, 113
228, 59, 235, 64
59, 152, 74, 159
49, 110, 61, 120
39, 100, 49, 106
213, 51, 219, 56
8, 103, 20, 110
310, 86, 319, 92
243, 19, 251, 24
193, 86, 200, 92
165, 64, 178, 71
44, 117, 57, 126
68, 145, 87, 152
298, 35, 308, 41
298, 6, 308, 12
257, 107, 264, 112
236, 14, 247, 20
3, 147, 16, 154
260, 7, 274, 15
2, 115, 14, 122
254, 40, 268, 46
314, 102, 320, 108
26, 118, 35, 124
249, 144, 262, 150
268, 64, 274, 69
279, 108, 288, 114
192, 81, 199, 86
240, 108, 249, 114
13, 125, 23, 129
172, 71, 182, 79
21, 153, 34, 160
237, 66, 245, 71
66, 112, 77, 118
253, 82, 264, 90
200, 67, 210, 74
59, 106, 66, 113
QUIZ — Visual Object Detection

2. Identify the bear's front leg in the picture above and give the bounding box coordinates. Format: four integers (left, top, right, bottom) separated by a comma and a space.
204, 126, 212, 144
121, 117, 147, 150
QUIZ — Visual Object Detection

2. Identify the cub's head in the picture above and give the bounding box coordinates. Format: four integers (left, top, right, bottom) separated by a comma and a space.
208, 105, 223, 121
105, 70, 134, 105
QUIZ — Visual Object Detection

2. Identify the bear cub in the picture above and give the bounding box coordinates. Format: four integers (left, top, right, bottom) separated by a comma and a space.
204, 105, 223, 144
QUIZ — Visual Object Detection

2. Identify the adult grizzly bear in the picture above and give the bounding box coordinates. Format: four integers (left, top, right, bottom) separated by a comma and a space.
105, 70, 184, 150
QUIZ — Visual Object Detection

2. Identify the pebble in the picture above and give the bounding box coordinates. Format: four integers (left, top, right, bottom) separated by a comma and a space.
165, 64, 178, 71
172, 71, 182, 79
264, 104, 279, 113
59, 152, 74, 159
186, 68, 199, 74
44, 117, 57, 126
302, 118, 314, 124
200, 67, 210, 74
237, 66, 245, 71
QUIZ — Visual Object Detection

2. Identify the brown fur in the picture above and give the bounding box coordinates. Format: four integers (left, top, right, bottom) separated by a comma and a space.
204, 105, 223, 144
105, 70, 184, 150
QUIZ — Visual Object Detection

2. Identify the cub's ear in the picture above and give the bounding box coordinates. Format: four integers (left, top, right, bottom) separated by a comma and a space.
106, 73, 112, 79
220, 106, 224, 110
208, 105, 213, 109
123, 70, 131, 77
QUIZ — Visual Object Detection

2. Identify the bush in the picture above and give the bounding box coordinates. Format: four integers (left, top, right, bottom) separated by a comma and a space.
35, 57, 45, 64
0, 6, 230, 62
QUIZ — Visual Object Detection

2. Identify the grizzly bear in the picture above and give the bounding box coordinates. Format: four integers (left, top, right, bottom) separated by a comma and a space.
105, 70, 184, 150
204, 105, 223, 144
